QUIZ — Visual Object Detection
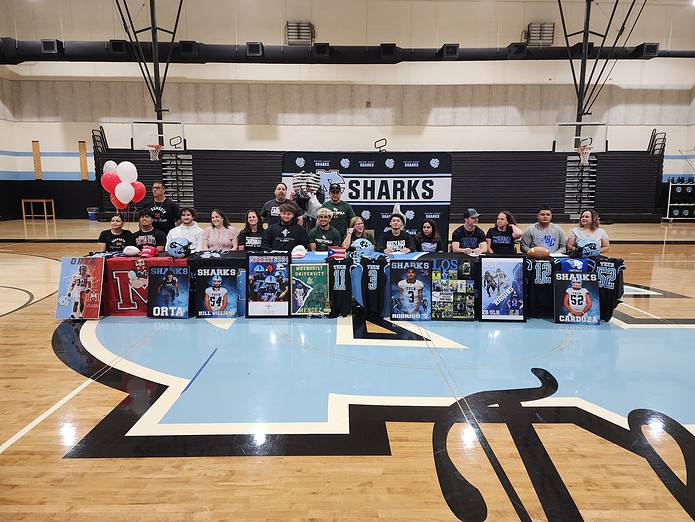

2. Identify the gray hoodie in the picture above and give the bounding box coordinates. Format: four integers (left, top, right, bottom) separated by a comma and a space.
520, 223, 567, 253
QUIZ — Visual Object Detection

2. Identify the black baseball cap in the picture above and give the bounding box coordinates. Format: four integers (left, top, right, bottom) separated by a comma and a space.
463, 208, 480, 219
329, 183, 342, 192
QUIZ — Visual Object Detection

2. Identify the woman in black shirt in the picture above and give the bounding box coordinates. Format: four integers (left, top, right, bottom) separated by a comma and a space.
486, 210, 523, 255
237, 209, 265, 251
415, 219, 445, 252
97, 214, 134, 253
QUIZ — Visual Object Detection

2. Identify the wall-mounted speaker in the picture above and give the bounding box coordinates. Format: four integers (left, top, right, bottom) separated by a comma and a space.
108, 39, 129, 56
441, 43, 459, 60
41, 39, 63, 55
379, 43, 397, 61
313, 42, 330, 59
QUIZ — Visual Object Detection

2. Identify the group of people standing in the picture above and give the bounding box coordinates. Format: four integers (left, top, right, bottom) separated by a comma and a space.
98, 180, 610, 257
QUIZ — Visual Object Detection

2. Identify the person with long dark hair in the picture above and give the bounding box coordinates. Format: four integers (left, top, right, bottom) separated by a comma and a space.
202, 209, 239, 250
97, 214, 134, 253
415, 219, 445, 252
238, 209, 265, 252
486, 210, 523, 255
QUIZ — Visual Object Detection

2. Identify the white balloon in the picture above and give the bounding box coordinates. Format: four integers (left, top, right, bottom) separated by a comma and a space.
103, 160, 117, 174
114, 181, 135, 204
116, 161, 138, 183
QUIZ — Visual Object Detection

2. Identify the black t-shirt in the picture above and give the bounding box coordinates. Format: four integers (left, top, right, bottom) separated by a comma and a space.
360, 255, 388, 317
132, 228, 167, 248
376, 230, 416, 253
596, 256, 625, 321
238, 230, 264, 252
143, 198, 180, 233
415, 236, 446, 253
486, 227, 516, 255
98, 229, 134, 253
451, 226, 487, 250
262, 221, 309, 252
524, 258, 554, 318
328, 257, 353, 317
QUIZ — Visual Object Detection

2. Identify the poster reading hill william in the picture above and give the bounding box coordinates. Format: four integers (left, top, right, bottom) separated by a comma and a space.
290, 263, 330, 316
147, 266, 190, 319
282, 152, 451, 237
553, 272, 600, 325
431, 256, 476, 321
247, 254, 290, 317
480, 257, 525, 321
390, 260, 431, 321
194, 266, 240, 318
56, 257, 105, 320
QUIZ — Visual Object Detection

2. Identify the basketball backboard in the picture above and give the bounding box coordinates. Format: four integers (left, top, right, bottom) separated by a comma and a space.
131, 120, 186, 151
553, 122, 607, 152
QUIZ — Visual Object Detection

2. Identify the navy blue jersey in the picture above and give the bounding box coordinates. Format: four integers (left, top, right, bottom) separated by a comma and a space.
596, 256, 625, 321
327, 257, 353, 317
525, 258, 553, 318
360, 255, 388, 317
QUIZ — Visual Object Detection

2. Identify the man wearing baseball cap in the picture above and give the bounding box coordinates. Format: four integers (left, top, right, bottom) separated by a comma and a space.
320, 183, 355, 237
451, 208, 488, 255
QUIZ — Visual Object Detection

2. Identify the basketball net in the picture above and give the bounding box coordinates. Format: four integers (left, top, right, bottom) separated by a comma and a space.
575, 144, 593, 167
147, 144, 162, 162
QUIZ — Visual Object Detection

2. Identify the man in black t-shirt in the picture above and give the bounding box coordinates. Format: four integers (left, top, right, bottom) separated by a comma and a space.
262, 204, 309, 252
261, 183, 304, 227
451, 208, 488, 255
360, 255, 388, 317
141, 181, 180, 233
132, 210, 167, 251
327, 256, 353, 317
376, 213, 416, 253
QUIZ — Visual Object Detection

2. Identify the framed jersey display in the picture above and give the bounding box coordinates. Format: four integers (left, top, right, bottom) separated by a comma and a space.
147, 266, 190, 319
390, 260, 431, 321
56, 257, 105, 320
430, 256, 476, 321
246, 254, 290, 317
194, 266, 240, 318
290, 263, 330, 316
480, 257, 525, 321
553, 272, 600, 325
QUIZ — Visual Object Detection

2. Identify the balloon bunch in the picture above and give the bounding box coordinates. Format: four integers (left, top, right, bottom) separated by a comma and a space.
100, 160, 146, 210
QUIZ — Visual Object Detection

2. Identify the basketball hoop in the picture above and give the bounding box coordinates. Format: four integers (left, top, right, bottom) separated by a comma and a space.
575, 144, 593, 166
147, 144, 162, 162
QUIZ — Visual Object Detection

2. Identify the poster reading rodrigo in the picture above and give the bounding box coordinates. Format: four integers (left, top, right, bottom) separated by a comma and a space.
553, 272, 600, 325
56, 257, 105, 320
431, 256, 476, 320
147, 266, 190, 318
194, 266, 239, 318
290, 263, 330, 316
390, 260, 431, 321
480, 257, 524, 321
246, 254, 290, 317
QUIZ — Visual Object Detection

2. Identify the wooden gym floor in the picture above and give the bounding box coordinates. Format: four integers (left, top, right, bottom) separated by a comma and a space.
0, 221, 694, 521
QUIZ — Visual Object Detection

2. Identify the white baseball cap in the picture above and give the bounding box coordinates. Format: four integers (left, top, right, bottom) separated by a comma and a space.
291, 245, 307, 259
123, 245, 140, 256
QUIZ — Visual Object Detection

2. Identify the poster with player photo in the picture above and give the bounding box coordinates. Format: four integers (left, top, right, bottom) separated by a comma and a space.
290, 263, 330, 316
390, 260, 431, 321
553, 272, 600, 325
430, 256, 476, 321
194, 266, 240, 318
56, 257, 105, 320
246, 253, 290, 317
480, 257, 525, 321
147, 266, 190, 319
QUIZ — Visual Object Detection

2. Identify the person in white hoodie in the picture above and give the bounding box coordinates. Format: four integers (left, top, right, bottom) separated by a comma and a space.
166, 207, 204, 253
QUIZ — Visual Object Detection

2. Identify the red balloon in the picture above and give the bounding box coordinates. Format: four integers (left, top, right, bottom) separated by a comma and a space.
101, 171, 120, 193
131, 181, 146, 203
110, 193, 128, 210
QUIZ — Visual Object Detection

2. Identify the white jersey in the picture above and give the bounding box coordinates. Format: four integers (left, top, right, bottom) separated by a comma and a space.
205, 286, 228, 311
71, 274, 91, 293
566, 287, 589, 313
398, 279, 424, 313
